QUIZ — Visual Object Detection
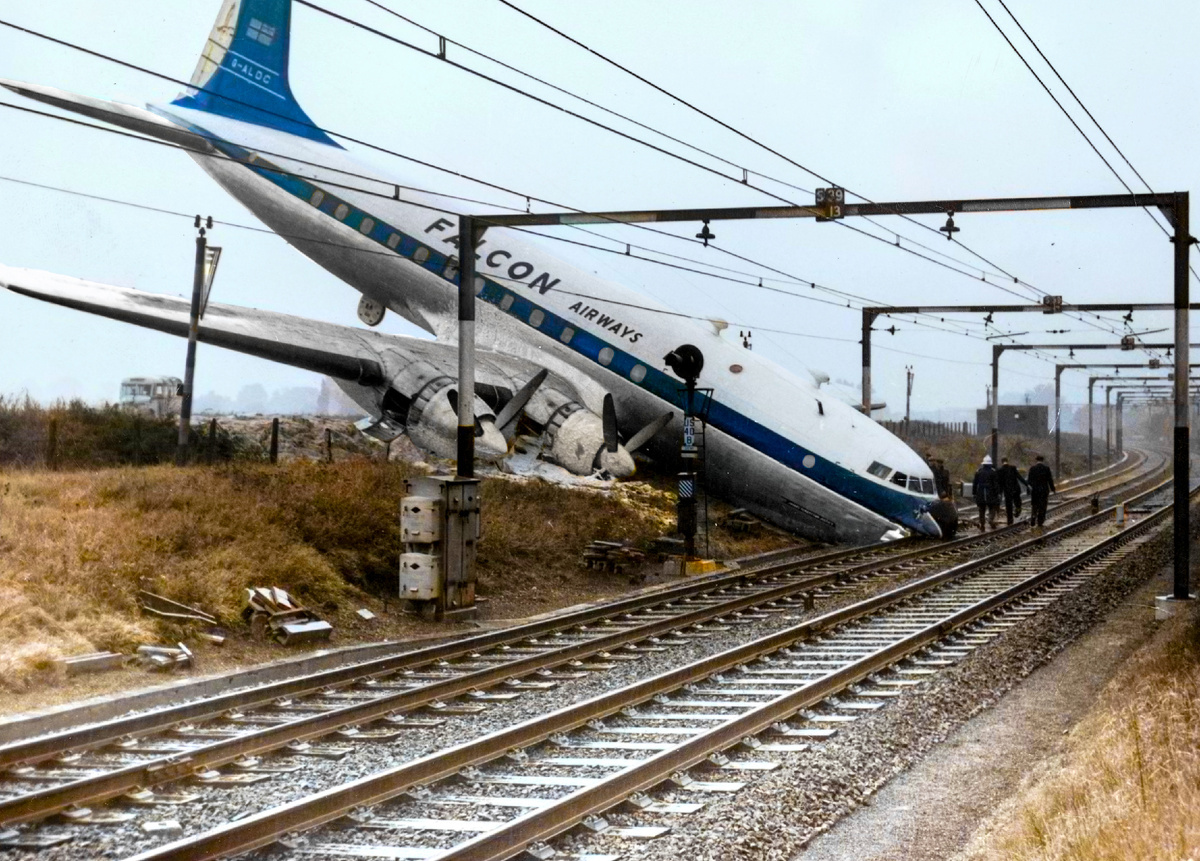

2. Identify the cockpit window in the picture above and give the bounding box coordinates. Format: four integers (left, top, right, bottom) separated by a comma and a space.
890, 472, 908, 488
867, 461, 891, 479
908, 476, 935, 495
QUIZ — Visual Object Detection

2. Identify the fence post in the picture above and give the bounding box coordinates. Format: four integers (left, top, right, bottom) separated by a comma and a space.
133, 417, 142, 466
207, 418, 217, 465
325, 427, 333, 463
269, 417, 279, 464
46, 417, 57, 470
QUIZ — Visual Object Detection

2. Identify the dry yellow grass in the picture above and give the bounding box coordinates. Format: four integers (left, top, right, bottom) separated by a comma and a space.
0, 462, 790, 694
960, 607, 1200, 861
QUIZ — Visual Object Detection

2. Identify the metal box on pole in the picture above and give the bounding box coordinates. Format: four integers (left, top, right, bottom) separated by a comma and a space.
399, 475, 480, 621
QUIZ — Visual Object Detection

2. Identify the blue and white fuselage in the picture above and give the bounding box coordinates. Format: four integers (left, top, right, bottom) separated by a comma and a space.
0, 0, 941, 542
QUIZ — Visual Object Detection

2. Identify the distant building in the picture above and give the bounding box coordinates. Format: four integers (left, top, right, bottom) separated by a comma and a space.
975, 404, 1049, 438
119, 376, 182, 418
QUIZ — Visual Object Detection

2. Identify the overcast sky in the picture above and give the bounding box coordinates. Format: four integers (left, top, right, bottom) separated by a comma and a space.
0, 1, 1197, 418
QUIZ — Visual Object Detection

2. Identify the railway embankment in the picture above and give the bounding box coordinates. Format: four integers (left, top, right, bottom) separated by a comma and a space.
0, 461, 794, 703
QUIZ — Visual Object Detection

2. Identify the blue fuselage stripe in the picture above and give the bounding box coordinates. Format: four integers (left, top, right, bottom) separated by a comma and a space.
183, 126, 931, 534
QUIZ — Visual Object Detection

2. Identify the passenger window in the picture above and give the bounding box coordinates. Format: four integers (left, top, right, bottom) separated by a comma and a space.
386, 233, 401, 249
500, 294, 514, 311
309, 190, 324, 207
334, 203, 349, 221
413, 246, 430, 264
630, 364, 647, 383
359, 217, 375, 235
559, 327, 575, 344
529, 309, 545, 327
598, 347, 615, 366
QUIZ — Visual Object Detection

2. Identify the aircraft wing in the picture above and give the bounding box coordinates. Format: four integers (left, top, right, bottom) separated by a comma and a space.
0, 264, 549, 393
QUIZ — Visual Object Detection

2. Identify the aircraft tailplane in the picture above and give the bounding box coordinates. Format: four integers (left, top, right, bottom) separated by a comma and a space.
171, 0, 339, 147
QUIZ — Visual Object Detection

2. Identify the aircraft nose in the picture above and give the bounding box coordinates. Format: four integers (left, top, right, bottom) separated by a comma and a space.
915, 509, 943, 538
596, 446, 636, 479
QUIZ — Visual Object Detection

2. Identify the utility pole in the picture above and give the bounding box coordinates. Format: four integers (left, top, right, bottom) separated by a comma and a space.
176, 216, 220, 466
905, 365, 914, 437
456, 215, 479, 479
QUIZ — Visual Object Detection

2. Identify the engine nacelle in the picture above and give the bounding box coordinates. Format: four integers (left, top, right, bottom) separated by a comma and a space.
407, 377, 507, 462
546, 404, 635, 478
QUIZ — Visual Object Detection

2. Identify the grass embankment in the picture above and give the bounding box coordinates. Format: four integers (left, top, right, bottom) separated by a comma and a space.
0, 463, 794, 694
961, 605, 1200, 861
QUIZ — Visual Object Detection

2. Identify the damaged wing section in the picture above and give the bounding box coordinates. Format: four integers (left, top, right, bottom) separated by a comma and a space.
0, 265, 665, 476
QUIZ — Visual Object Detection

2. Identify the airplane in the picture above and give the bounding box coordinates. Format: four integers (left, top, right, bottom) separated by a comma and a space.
0, 0, 943, 543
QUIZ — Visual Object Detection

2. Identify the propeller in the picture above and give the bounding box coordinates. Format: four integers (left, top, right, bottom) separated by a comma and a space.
592, 395, 674, 472
602, 393, 619, 453
445, 388, 485, 437
624, 411, 674, 453
495, 369, 548, 436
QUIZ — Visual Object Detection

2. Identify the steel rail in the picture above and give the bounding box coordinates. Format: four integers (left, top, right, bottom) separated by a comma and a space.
121, 477, 1186, 861
0, 470, 1120, 826
3, 447, 1154, 766
0, 450, 1167, 826
441, 486, 1181, 861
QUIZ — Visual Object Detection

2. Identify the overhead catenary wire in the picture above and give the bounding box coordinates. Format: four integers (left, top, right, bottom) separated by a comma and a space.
0, 15, 1164, 371
486, 0, 1164, 345
0, 18, 995, 339
0, 13, 1134, 354
978, 0, 1200, 285
355, 0, 1025, 285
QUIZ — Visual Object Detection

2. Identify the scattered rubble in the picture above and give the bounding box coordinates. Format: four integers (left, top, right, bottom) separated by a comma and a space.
243, 587, 333, 645
53, 651, 124, 675
134, 643, 193, 672
720, 508, 762, 534
581, 540, 646, 574
137, 589, 218, 626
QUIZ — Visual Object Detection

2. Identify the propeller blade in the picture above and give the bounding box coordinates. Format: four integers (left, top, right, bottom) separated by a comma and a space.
623, 411, 674, 453
494, 368, 548, 435
446, 388, 459, 415
602, 393, 619, 453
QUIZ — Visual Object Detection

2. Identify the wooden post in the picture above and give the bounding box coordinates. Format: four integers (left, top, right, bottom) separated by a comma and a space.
269, 417, 279, 464
46, 417, 57, 470
207, 418, 217, 465
133, 417, 142, 466
325, 427, 333, 463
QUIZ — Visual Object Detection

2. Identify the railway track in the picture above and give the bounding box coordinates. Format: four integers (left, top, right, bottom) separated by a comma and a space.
0, 449, 1171, 857
107, 469, 1192, 861
0, 450, 1165, 835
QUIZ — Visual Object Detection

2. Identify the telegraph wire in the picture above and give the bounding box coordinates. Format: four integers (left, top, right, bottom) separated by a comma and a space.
0, 20, 981, 329
0, 18, 1150, 357
0, 14, 1112, 346
0, 93, 992, 342
491, 0, 1062, 292
356, 0, 1026, 286
487, 0, 1156, 345
991, 0, 1200, 284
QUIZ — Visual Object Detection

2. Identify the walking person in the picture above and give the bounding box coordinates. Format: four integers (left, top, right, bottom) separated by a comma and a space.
997, 457, 1029, 526
1027, 454, 1056, 533
932, 457, 952, 499
971, 455, 1001, 531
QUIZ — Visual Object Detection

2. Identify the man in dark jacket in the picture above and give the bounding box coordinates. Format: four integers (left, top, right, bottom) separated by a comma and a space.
997, 457, 1029, 526
1027, 454, 1056, 532
932, 458, 952, 499
971, 455, 1001, 531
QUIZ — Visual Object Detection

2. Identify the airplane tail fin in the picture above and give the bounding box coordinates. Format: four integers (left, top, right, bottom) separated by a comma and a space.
171, 0, 339, 146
